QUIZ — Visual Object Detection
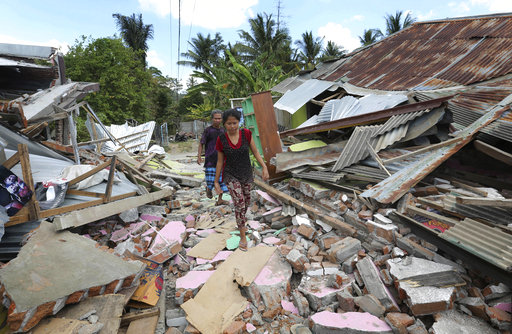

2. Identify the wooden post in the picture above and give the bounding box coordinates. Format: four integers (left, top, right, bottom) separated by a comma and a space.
105, 156, 117, 202
17, 144, 40, 221
250, 91, 283, 180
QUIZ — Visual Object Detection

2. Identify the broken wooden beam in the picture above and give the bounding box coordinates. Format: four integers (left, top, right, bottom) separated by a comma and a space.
53, 188, 173, 230
254, 179, 356, 236
120, 307, 160, 327
405, 205, 459, 227
474, 140, 512, 166
382, 137, 463, 165
454, 196, 512, 207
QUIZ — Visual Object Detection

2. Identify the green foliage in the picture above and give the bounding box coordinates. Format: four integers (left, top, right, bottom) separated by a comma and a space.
295, 31, 324, 70
320, 41, 346, 61
179, 32, 224, 73
65, 36, 153, 124
359, 29, 383, 46
112, 13, 154, 66
384, 11, 416, 36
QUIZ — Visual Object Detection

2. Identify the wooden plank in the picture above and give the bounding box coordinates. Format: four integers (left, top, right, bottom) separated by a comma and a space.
2, 151, 20, 169
66, 189, 106, 199
105, 156, 117, 202
118, 160, 153, 184
451, 180, 488, 197
67, 160, 111, 187
455, 196, 512, 207
53, 188, 173, 230
366, 141, 391, 176
405, 205, 459, 227
18, 144, 40, 221
41, 141, 74, 154
135, 153, 156, 170
383, 137, 463, 165
39, 192, 137, 219
254, 178, 356, 236
126, 316, 159, 334
474, 140, 512, 166
120, 307, 160, 327
251, 91, 283, 179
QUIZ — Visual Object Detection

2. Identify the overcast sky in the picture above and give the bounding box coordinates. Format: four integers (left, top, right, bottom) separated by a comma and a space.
2, 0, 512, 86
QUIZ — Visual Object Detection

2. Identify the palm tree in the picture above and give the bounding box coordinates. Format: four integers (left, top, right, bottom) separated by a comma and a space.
384, 11, 416, 36
295, 31, 324, 70
179, 32, 224, 74
359, 29, 383, 46
321, 41, 346, 61
112, 13, 154, 66
236, 13, 292, 66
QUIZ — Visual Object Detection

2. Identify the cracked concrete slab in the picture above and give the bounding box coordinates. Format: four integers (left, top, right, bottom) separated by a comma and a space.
0, 221, 145, 332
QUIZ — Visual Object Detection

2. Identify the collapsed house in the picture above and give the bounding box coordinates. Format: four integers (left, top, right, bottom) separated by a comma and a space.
0, 13, 511, 334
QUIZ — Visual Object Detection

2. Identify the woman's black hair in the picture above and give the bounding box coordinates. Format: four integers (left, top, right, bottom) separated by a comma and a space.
222, 108, 241, 124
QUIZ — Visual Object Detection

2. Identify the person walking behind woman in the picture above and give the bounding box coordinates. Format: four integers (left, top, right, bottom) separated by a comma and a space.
214, 109, 269, 251
198, 110, 229, 205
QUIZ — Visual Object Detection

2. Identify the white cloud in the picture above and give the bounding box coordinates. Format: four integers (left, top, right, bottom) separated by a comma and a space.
317, 22, 360, 52
147, 49, 166, 69
448, 1, 472, 14
0, 34, 70, 54
139, 0, 259, 29
470, 0, 512, 11
417, 10, 436, 21
351, 15, 364, 21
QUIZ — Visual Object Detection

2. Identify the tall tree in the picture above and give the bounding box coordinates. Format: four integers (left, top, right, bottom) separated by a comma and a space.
64, 36, 153, 139
359, 29, 383, 46
320, 41, 346, 61
236, 13, 292, 67
384, 11, 416, 35
112, 13, 154, 66
295, 31, 323, 70
179, 32, 224, 74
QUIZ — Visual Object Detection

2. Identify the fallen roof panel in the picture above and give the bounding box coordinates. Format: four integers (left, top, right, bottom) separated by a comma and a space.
279, 95, 452, 137
274, 79, 335, 114
360, 95, 511, 203
439, 218, 512, 272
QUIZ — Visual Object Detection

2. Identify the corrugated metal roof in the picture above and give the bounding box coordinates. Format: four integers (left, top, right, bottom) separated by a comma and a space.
316, 94, 408, 125
443, 195, 512, 226
271, 76, 307, 94
331, 107, 445, 171
274, 79, 335, 114
373, 109, 430, 136
274, 141, 345, 172
360, 95, 510, 203
320, 15, 512, 91
439, 218, 512, 271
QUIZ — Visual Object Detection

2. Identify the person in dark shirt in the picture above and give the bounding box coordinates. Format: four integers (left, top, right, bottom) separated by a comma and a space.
198, 110, 228, 205
215, 108, 269, 251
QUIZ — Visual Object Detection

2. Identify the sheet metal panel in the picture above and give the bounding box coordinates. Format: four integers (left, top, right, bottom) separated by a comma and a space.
360, 98, 510, 203
443, 195, 512, 226
440, 218, 512, 271
319, 15, 512, 91
274, 79, 335, 114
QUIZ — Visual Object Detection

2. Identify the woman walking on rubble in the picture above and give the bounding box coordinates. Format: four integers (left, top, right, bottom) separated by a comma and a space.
214, 108, 269, 251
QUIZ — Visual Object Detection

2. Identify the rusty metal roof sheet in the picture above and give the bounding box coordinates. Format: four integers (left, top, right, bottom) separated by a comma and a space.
360, 95, 511, 203
320, 15, 512, 91
440, 218, 512, 271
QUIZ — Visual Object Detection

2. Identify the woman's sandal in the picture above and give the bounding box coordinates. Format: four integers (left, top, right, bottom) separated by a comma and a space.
238, 240, 248, 252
